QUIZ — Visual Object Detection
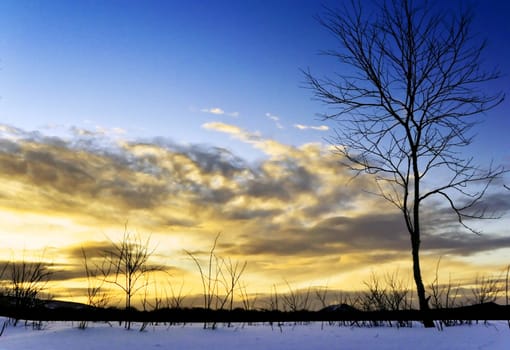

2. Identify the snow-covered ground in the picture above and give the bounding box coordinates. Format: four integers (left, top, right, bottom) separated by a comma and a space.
0, 319, 509, 350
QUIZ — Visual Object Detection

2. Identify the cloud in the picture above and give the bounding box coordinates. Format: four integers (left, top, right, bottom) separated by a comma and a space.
201, 107, 239, 117
222, 210, 510, 262
265, 113, 279, 122
227, 213, 409, 257
294, 124, 329, 131
202, 122, 246, 136
266, 113, 283, 129
201, 107, 224, 115
0, 124, 24, 136
202, 121, 293, 157
1, 122, 509, 292
65, 241, 113, 261
243, 163, 318, 201
0, 257, 86, 283
1, 121, 366, 232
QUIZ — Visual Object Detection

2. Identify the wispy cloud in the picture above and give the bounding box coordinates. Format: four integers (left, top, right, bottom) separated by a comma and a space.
265, 113, 283, 129
202, 122, 246, 136
202, 121, 290, 157
201, 107, 239, 117
294, 124, 329, 131
71, 126, 127, 137
201, 107, 225, 115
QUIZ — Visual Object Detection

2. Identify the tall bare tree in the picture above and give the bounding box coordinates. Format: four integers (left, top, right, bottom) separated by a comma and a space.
305, 0, 505, 327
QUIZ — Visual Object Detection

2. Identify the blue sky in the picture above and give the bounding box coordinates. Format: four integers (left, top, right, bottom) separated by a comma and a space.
0, 0, 509, 301
0, 0, 508, 160
0, 0, 335, 157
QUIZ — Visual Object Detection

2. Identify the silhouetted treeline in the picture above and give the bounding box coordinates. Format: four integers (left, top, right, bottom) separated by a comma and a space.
1, 296, 509, 326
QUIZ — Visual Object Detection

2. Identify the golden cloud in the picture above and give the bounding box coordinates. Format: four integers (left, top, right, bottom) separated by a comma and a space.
0, 123, 508, 300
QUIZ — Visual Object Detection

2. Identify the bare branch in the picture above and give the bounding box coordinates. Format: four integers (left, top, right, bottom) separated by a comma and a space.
97, 227, 160, 329
306, 0, 506, 326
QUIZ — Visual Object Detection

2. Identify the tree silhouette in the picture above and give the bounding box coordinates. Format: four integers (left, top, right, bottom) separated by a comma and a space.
305, 0, 505, 327
99, 228, 160, 329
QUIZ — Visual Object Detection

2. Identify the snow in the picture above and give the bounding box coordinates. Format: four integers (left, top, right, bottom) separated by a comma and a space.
0, 319, 509, 350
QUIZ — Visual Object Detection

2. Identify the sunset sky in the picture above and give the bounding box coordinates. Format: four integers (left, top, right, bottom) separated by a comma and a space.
0, 0, 509, 305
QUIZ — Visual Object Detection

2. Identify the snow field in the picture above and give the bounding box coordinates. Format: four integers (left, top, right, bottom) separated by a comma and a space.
0, 319, 509, 350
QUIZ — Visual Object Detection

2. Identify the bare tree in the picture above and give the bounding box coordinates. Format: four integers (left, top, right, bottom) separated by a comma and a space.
99, 228, 160, 329
239, 282, 258, 311
281, 281, 312, 312
361, 272, 388, 312
0, 262, 8, 296
384, 270, 411, 312
305, 0, 505, 327
428, 258, 459, 310
218, 257, 247, 313
185, 233, 221, 312
268, 284, 279, 311
0, 255, 52, 327
8, 258, 52, 309
469, 274, 501, 305
81, 248, 109, 309
186, 233, 247, 311
185, 233, 248, 329
315, 285, 329, 310
166, 278, 187, 309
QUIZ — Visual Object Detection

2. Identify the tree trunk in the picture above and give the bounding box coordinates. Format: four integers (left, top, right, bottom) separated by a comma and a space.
411, 233, 434, 328
411, 142, 434, 328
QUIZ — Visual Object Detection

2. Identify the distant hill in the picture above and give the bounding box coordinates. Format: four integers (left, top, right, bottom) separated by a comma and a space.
0, 296, 93, 311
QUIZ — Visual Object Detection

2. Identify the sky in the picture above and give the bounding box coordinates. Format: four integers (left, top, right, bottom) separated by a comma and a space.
0, 0, 509, 305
